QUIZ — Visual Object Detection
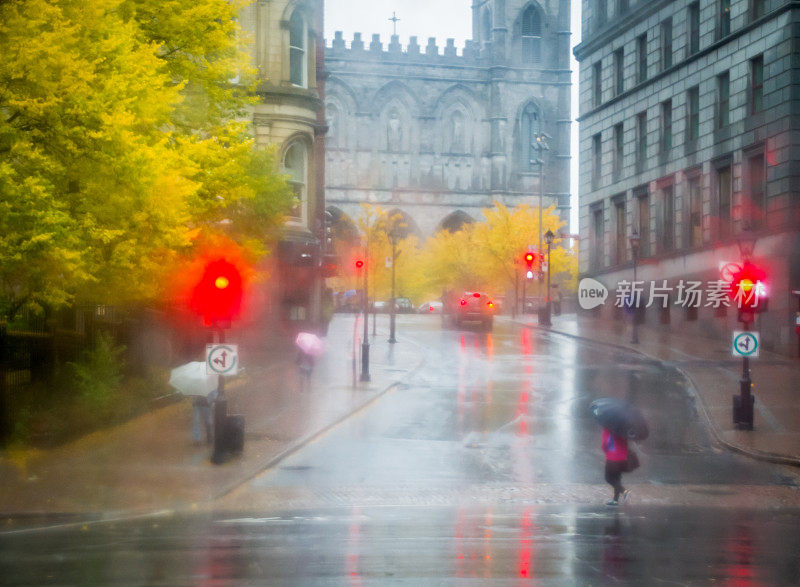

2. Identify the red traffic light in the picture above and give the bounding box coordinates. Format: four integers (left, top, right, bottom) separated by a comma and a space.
190, 258, 243, 327
730, 261, 767, 312
354, 259, 364, 270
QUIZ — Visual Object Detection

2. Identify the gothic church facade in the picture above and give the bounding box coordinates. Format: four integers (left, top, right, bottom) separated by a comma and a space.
324, 0, 572, 237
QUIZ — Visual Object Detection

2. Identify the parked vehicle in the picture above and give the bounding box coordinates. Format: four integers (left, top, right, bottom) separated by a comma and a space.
417, 300, 443, 314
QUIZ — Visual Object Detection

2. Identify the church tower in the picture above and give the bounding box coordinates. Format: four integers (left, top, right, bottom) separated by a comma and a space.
471, 0, 571, 211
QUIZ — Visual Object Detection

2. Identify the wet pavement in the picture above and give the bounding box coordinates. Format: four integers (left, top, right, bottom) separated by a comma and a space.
2, 315, 800, 583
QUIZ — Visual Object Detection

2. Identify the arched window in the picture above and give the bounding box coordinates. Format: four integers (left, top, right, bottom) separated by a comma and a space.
283, 141, 308, 221
289, 11, 307, 87
521, 6, 543, 63
521, 102, 541, 171
482, 8, 492, 45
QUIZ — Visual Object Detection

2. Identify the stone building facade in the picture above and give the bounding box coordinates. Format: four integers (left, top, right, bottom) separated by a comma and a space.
575, 0, 800, 356
324, 0, 572, 237
240, 0, 327, 330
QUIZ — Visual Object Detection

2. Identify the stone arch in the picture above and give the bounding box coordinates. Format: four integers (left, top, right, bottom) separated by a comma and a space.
386, 208, 421, 239
437, 210, 475, 233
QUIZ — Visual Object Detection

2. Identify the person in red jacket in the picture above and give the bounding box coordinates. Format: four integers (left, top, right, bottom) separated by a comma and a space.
602, 427, 630, 505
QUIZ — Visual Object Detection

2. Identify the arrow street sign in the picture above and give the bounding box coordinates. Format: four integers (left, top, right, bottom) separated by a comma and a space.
206, 344, 239, 376
732, 331, 759, 358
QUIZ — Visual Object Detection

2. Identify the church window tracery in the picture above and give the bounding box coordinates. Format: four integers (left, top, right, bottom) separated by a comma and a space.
520, 102, 542, 171
521, 5, 543, 63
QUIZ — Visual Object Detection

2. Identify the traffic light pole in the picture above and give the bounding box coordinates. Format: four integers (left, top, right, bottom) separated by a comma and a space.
211, 326, 228, 464
735, 317, 755, 430
542, 241, 552, 327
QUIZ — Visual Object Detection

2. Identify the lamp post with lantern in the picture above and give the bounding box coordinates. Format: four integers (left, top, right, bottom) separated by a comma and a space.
541, 229, 555, 327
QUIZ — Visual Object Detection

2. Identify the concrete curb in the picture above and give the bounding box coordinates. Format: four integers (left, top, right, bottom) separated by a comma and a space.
516, 317, 800, 468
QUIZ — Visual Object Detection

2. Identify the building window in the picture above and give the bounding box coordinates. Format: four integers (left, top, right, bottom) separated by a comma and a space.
289, 11, 307, 87
521, 6, 543, 63
592, 206, 605, 269
636, 188, 650, 257
637, 34, 647, 84
592, 133, 602, 189
614, 198, 627, 264
661, 18, 673, 70
661, 100, 672, 153
717, 72, 730, 128
751, 55, 764, 114
636, 111, 647, 173
521, 102, 541, 171
613, 123, 624, 180
747, 152, 766, 229
614, 48, 624, 96
752, 0, 766, 21
283, 140, 308, 221
618, 0, 629, 14
716, 163, 732, 239
660, 184, 674, 252
687, 86, 700, 142
688, 2, 700, 56
593, 61, 602, 107
597, 0, 607, 28
718, 0, 731, 39
446, 110, 467, 154
688, 174, 703, 247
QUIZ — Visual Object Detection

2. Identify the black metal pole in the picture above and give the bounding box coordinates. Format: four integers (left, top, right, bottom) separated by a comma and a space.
522, 276, 527, 315
542, 242, 552, 326
738, 320, 754, 429
389, 239, 397, 343
211, 326, 228, 464
631, 254, 639, 344
360, 245, 370, 382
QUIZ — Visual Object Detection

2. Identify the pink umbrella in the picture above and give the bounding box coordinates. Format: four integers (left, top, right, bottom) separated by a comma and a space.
295, 331, 325, 357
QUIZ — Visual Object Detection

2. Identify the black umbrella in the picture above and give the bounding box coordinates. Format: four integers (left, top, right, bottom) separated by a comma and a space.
590, 397, 649, 441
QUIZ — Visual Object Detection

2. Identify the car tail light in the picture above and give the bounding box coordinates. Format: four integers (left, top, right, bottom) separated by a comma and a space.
473, 292, 481, 298
428, 306, 434, 312
460, 299, 466, 306
487, 302, 494, 309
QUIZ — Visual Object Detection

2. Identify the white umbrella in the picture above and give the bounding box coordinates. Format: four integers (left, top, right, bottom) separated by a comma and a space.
169, 362, 219, 397
295, 331, 325, 357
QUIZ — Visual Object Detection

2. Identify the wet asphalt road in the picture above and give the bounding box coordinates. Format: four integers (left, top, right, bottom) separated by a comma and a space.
2, 315, 799, 584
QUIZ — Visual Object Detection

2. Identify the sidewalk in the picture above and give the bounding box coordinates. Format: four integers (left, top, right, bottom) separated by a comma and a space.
519, 312, 800, 466
0, 314, 425, 516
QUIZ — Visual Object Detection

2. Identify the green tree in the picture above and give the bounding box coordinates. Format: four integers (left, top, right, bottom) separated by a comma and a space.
0, 0, 292, 321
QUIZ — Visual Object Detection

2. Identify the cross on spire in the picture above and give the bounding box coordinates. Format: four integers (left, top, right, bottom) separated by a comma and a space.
389, 11, 400, 36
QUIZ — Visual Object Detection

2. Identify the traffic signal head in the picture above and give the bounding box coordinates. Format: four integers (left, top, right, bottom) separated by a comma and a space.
730, 261, 767, 313
354, 258, 364, 270
190, 258, 243, 327
524, 252, 536, 279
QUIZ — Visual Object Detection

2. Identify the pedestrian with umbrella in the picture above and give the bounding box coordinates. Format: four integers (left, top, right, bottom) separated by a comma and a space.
169, 362, 220, 445
590, 397, 649, 506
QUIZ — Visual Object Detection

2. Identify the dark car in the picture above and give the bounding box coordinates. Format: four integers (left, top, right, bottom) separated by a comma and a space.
449, 291, 495, 331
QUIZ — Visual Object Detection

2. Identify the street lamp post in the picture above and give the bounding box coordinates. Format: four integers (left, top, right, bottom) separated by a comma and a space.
541, 230, 554, 326
360, 242, 370, 382
629, 230, 641, 344
388, 227, 400, 344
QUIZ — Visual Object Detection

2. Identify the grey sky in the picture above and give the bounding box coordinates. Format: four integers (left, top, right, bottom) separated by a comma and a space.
325, 0, 472, 48
324, 1, 581, 232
